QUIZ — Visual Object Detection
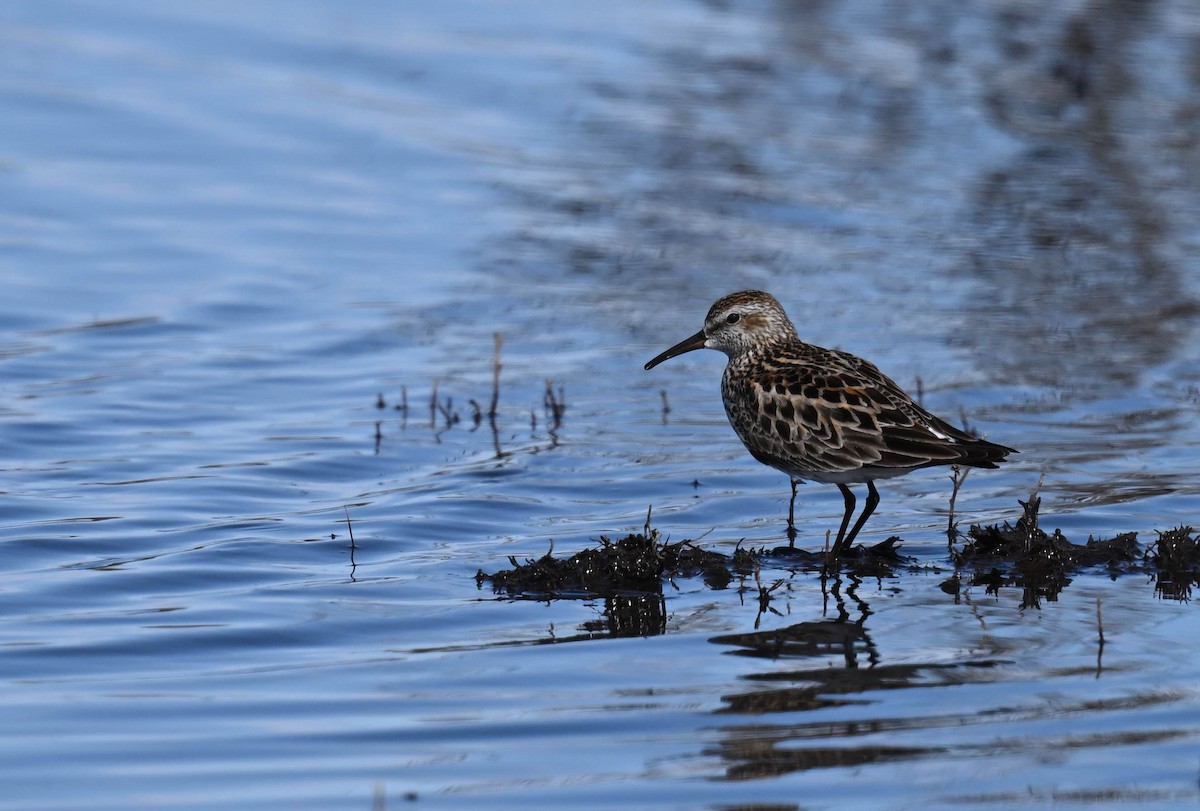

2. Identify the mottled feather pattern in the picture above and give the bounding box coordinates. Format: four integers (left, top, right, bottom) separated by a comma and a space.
722, 341, 999, 482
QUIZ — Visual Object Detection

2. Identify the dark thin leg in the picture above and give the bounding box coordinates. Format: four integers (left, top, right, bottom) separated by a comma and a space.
840, 480, 880, 554
834, 484, 856, 555
787, 478, 800, 547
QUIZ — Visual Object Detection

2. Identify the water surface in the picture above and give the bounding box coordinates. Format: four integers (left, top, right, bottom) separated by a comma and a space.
3, 1, 1200, 808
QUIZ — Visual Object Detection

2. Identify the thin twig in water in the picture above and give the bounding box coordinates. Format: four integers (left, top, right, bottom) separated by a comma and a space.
485, 335, 506, 458
819, 528, 836, 580
487, 407, 506, 460
1029, 472, 1045, 502
343, 506, 356, 550
344, 506, 359, 581
489, 333, 504, 418
660, 389, 671, 423
436, 394, 457, 429
542, 380, 565, 448
946, 464, 970, 552
429, 380, 439, 430
644, 504, 653, 538
543, 380, 565, 429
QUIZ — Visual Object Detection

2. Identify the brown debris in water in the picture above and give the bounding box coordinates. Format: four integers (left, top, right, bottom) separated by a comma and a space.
476, 493, 1197, 610
1145, 526, 1200, 600
478, 530, 733, 598
950, 492, 1144, 607
957, 494, 1140, 568
476, 529, 909, 601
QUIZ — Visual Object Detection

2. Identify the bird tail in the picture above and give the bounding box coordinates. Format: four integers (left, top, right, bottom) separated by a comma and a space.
926, 414, 1016, 469
956, 437, 1017, 469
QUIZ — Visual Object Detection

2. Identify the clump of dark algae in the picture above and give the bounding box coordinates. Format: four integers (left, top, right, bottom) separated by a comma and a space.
948, 490, 1145, 607
478, 528, 913, 598
478, 529, 737, 598
1145, 526, 1200, 600
477, 491, 1200, 629
475, 522, 914, 637
476, 529, 734, 637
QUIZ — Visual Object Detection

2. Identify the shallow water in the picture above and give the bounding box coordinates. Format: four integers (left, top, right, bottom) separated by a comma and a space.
4, 1, 1200, 808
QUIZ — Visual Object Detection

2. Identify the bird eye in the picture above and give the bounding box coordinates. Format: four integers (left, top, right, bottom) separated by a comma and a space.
725, 313, 741, 324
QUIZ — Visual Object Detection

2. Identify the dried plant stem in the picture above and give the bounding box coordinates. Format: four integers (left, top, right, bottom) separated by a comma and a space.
946, 464, 970, 552
489, 333, 503, 418
429, 380, 439, 429
436, 395, 455, 428
543, 380, 565, 428
343, 506, 356, 550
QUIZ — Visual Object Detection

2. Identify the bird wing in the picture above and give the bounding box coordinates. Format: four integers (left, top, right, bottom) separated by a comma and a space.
729, 350, 980, 476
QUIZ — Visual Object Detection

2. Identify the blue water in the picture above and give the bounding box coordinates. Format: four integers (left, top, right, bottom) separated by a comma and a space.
4, 1, 1200, 808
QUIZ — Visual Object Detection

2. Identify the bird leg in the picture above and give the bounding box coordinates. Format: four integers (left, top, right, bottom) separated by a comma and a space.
839, 480, 880, 554
787, 478, 800, 547
834, 484, 856, 555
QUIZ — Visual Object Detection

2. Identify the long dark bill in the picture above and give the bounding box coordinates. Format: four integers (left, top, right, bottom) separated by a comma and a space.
644, 328, 707, 370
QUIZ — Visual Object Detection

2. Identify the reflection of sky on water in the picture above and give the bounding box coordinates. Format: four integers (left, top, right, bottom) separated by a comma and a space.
2, 0, 1200, 809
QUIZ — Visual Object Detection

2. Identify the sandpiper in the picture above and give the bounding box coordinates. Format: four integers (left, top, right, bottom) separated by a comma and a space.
645, 290, 1015, 556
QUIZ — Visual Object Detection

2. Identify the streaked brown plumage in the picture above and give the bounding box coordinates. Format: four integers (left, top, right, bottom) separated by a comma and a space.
645, 290, 1015, 555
